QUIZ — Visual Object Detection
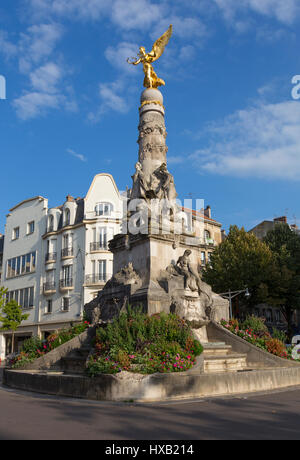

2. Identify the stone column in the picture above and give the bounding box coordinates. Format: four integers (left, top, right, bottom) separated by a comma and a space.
130, 88, 177, 219
138, 88, 167, 179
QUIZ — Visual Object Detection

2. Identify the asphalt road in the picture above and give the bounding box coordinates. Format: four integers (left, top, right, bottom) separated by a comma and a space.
1, 372, 300, 441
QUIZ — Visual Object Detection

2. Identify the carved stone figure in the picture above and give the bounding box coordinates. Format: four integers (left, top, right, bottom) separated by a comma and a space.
131, 162, 149, 201
106, 263, 141, 289
153, 163, 177, 202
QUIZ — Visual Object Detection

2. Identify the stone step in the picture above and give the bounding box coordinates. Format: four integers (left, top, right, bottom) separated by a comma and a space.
203, 343, 232, 356
60, 356, 87, 374
204, 353, 248, 374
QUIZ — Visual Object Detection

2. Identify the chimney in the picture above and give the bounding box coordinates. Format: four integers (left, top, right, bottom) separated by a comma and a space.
66, 195, 74, 202
204, 205, 211, 219
274, 216, 287, 224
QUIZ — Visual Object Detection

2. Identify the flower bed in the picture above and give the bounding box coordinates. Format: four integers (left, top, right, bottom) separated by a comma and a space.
9, 321, 90, 369
220, 318, 296, 361
87, 310, 203, 376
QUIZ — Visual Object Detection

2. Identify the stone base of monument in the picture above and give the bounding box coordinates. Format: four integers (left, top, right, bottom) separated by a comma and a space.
4, 322, 300, 402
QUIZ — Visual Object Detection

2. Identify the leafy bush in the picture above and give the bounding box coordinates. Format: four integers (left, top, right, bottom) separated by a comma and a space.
272, 328, 287, 344
241, 315, 268, 336
265, 338, 288, 359
220, 318, 290, 360
10, 320, 90, 368
87, 308, 203, 376
21, 336, 44, 358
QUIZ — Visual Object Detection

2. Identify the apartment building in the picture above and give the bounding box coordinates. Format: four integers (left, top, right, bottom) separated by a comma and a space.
249, 216, 300, 240
0, 174, 124, 359
0, 234, 4, 284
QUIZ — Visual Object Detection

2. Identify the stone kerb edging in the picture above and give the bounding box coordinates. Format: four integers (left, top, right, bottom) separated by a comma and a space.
208, 321, 300, 368
4, 365, 300, 402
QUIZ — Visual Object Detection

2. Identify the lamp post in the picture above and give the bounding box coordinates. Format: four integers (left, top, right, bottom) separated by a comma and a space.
218, 288, 251, 320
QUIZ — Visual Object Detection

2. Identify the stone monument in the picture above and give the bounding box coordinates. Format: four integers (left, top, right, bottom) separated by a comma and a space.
84, 26, 229, 342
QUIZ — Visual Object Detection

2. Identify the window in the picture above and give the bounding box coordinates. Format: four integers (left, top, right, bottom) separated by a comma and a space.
62, 297, 70, 312
95, 202, 113, 217
45, 300, 52, 314
275, 310, 281, 322
48, 215, 54, 232
201, 252, 206, 266
65, 209, 71, 226
12, 227, 20, 240
61, 265, 73, 288
98, 260, 107, 281
7, 287, 34, 309
27, 221, 35, 234
6, 252, 37, 279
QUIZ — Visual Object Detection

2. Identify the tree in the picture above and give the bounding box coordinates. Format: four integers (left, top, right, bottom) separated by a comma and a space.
0, 287, 29, 354
263, 224, 300, 339
202, 225, 275, 309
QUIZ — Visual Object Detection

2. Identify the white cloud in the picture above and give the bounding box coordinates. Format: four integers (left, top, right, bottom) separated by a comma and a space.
189, 101, 300, 181
67, 148, 87, 162
105, 42, 140, 73
99, 80, 128, 113
19, 23, 63, 71
0, 31, 18, 58
111, 0, 164, 31
213, 0, 300, 25
26, 0, 111, 21
88, 79, 129, 122
29, 62, 62, 93
13, 91, 62, 119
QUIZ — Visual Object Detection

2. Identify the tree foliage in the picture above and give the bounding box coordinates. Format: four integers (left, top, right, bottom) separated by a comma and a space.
0, 287, 29, 353
202, 225, 274, 307
263, 223, 300, 337
0, 289, 29, 332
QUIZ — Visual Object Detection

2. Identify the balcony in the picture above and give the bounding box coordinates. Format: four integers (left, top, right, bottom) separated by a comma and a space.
45, 252, 57, 263
61, 247, 74, 259
90, 242, 108, 252
85, 274, 111, 286
43, 282, 56, 295
59, 278, 74, 290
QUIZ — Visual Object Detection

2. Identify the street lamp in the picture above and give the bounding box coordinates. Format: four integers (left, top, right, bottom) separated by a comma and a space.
218, 288, 251, 320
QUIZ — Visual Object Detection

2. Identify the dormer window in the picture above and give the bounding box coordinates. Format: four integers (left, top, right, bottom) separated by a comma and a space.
95, 202, 113, 217
65, 208, 71, 226
48, 215, 54, 232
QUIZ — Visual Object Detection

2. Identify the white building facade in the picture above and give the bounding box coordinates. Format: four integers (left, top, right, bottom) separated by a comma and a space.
0, 174, 124, 359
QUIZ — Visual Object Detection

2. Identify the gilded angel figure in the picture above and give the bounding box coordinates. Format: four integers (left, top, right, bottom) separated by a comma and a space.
127, 25, 173, 89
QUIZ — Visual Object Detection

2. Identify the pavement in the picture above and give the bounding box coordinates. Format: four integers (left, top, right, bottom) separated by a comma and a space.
1, 372, 300, 440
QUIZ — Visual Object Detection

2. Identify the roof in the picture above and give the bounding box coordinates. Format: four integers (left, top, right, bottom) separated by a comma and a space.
9, 196, 46, 212
182, 207, 221, 225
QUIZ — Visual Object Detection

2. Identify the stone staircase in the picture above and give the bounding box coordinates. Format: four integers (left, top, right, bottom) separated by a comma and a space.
59, 340, 249, 375
59, 344, 91, 375
203, 342, 248, 374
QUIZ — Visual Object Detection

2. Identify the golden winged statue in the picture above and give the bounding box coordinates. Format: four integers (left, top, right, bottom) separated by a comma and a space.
127, 25, 173, 89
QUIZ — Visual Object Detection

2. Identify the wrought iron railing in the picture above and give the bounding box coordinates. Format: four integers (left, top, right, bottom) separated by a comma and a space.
85, 274, 111, 285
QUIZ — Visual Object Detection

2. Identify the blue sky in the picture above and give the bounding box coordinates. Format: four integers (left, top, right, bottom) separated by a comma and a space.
1, 0, 300, 234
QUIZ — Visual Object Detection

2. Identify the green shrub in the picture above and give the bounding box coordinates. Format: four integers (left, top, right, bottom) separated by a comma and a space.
265, 338, 288, 359
88, 309, 202, 377
272, 328, 287, 344
10, 320, 90, 368
241, 315, 268, 336
21, 336, 44, 359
